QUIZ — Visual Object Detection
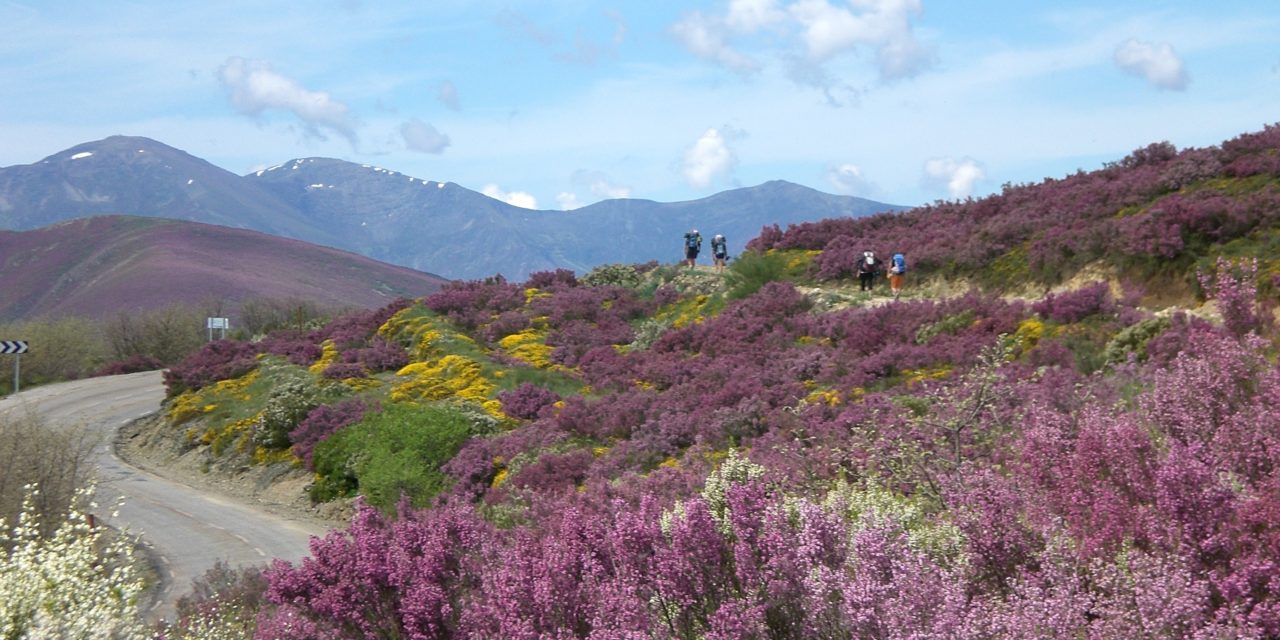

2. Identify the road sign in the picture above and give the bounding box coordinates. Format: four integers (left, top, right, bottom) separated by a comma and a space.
206, 318, 229, 329
0, 340, 28, 354
3, 340, 27, 395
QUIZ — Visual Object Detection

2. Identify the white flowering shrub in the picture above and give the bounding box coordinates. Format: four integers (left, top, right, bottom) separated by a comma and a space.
0, 486, 147, 640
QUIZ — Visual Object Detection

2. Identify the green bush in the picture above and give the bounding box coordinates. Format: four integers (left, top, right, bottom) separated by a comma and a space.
725, 251, 787, 300
581, 263, 642, 289
0, 317, 109, 393
915, 310, 977, 345
629, 318, 673, 351
310, 402, 472, 509
1104, 316, 1171, 364
252, 377, 323, 449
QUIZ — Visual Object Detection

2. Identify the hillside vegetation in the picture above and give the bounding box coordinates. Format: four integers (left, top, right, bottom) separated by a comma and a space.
154, 126, 1280, 638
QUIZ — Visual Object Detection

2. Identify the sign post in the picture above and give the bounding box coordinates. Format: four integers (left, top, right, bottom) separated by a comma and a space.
2, 340, 29, 395
206, 317, 230, 341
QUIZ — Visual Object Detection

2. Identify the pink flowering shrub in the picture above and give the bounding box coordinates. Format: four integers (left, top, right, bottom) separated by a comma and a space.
496, 383, 561, 420
1200, 256, 1263, 337
290, 398, 371, 470
163, 339, 258, 396
752, 125, 1280, 286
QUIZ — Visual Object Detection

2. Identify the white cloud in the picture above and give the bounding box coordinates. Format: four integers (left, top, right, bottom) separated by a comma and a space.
683, 127, 738, 188
671, 11, 761, 74
438, 80, 460, 111
572, 169, 631, 199
557, 192, 582, 210
1114, 38, 1189, 90
673, 0, 931, 86
217, 57, 357, 144
482, 183, 539, 209
727, 0, 787, 32
399, 118, 451, 154
788, 0, 932, 79
827, 163, 875, 195
923, 157, 985, 199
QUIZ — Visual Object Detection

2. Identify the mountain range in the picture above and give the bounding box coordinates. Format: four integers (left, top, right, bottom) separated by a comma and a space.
0, 216, 447, 322
0, 136, 904, 280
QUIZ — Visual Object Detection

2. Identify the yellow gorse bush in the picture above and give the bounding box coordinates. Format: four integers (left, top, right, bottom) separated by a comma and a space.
900, 366, 953, 387
392, 355, 504, 418
308, 339, 339, 375
379, 306, 476, 362
1012, 318, 1051, 352
168, 369, 261, 424
498, 329, 554, 369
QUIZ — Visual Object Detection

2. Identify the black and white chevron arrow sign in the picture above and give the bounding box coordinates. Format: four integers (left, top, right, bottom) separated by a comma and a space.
0, 340, 28, 354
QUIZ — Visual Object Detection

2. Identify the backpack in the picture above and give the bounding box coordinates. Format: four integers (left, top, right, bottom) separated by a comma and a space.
712, 236, 726, 253
686, 233, 700, 250
892, 253, 906, 274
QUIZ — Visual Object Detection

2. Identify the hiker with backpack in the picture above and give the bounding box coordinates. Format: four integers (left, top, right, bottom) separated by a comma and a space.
858, 250, 879, 291
683, 229, 703, 268
711, 234, 728, 272
888, 252, 907, 299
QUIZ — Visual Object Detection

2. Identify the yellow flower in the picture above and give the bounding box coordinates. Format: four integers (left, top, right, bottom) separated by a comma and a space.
391, 354, 496, 404
498, 329, 554, 368
308, 339, 339, 375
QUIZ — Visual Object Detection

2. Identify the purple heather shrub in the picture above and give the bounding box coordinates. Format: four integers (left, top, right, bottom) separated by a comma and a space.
163, 339, 258, 396
321, 361, 366, 380
1031, 281, 1114, 323
261, 501, 490, 640
252, 604, 342, 640
317, 298, 415, 350
652, 284, 680, 308
479, 310, 531, 343
1142, 311, 1223, 366
425, 278, 525, 332
258, 330, 324, 366
505, 448, 596, 495
92, 354, 164, 377
524, 268, 579, 289
340, 337, 409, 373
289, 398, 371, 470
1200, 256, 1263, 337
496, 383, 561, 421
749, 126, 1280, 284
547, 317, 635, 367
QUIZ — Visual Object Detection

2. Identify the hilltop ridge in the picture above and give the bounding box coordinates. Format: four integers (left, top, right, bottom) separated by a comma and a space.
0, 137, 904, 280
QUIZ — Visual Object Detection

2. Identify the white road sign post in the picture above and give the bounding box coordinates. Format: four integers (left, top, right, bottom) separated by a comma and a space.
207, 317, 230, 341
2, 340, 29, 395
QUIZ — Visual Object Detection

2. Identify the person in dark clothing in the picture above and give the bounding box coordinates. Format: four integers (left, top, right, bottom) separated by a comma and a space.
683, 229, 702, 268
858, 250, 879, 291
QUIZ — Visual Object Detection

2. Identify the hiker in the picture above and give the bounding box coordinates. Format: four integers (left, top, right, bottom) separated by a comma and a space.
888, 252, 907, 298
711, 234, 728, 272
683, 229, 702, 268
858, 250, 879, 291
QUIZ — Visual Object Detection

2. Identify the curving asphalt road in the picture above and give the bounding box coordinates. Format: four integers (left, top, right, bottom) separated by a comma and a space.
0, 370, 330, 623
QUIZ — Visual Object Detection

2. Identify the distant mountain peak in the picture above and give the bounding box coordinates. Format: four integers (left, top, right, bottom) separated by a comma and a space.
4, 136, 905, 280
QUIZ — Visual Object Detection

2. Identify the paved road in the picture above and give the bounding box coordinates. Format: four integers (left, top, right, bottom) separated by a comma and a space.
0, 371, 329, 623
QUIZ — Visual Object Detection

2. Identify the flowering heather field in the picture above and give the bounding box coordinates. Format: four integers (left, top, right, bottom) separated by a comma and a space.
145, 126, 1280, 638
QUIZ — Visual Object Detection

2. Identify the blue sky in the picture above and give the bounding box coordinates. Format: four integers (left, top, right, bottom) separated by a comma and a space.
1, 1, 1277, 210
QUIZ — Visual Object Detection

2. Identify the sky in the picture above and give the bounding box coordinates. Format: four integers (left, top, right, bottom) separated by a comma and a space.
1, 0, 1278, 210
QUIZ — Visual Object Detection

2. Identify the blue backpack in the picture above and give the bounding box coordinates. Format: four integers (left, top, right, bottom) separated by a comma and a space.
892, 253, 906, 274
